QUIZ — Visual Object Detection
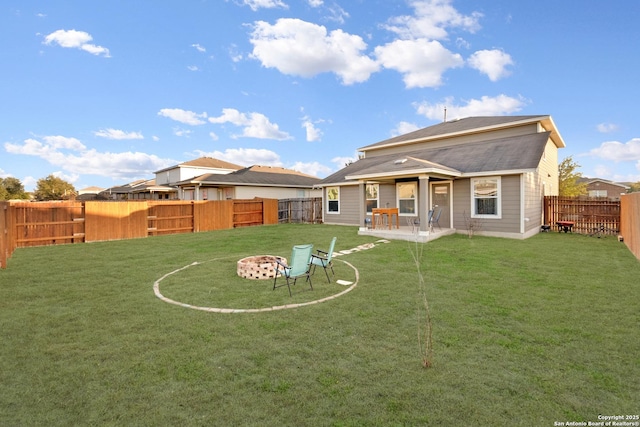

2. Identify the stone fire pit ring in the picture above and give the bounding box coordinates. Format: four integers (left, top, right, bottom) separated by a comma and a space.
237, 255, 287, 280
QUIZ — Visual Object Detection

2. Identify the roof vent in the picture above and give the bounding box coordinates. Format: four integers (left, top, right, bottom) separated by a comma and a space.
394, 158, 407, 164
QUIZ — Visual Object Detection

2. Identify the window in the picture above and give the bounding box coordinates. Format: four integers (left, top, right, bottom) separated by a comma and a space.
472, 177, 501, 218
327, 186, 340, 213
396, 182, 417, 215
366, 184, 379, 212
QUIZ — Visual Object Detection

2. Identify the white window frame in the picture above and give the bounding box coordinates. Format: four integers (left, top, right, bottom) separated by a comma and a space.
471, 177, 502, 219
396, 182, 417, 216
327, 186, 340, 214
366, 184, 379, 213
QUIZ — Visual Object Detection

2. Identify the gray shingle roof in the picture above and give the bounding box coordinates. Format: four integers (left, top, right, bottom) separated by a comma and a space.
360, 115, 550, 151
320, 132, 550, 185
181, 165, 321, 187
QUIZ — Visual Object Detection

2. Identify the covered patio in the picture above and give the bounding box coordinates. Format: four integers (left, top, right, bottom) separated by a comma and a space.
359, 223, 456, 243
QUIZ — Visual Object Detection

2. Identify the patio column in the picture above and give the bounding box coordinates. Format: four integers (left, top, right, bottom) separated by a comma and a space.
419, 175, 429, 232
358, 181, 366, 230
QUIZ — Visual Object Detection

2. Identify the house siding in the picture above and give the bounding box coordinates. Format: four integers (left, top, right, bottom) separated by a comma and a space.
324, 185, 361, 225
366, 123, 540, 158
452, 175, 521, 234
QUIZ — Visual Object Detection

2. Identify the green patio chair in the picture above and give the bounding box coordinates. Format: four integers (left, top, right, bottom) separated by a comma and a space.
311, 237, 336, 283
273, 244, 314, 296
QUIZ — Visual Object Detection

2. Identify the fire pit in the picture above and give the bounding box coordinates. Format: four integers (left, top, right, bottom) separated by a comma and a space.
237, 255, 287, 280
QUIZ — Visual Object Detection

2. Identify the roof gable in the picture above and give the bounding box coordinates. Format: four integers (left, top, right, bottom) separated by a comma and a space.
155, 156, 243, 173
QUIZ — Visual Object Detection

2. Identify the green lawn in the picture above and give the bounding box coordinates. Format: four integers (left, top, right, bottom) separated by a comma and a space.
1, 224, 638, 426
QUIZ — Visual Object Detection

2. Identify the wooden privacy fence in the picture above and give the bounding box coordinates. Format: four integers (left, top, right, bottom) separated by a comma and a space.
278, 197, 323, 224
0, 198, 278, 268
620, 193, 640, 261
544, 196, 620, 235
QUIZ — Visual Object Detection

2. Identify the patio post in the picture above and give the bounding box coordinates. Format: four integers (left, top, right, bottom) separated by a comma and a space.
358, 181, 366, 230
419, 176, 429, 232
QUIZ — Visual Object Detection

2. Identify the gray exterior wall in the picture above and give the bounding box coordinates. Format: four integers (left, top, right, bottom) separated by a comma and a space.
452, 175, 522, 235
323, 185, 361, 225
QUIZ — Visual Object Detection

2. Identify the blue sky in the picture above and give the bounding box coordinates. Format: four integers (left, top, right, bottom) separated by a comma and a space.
2, 0, 639, 191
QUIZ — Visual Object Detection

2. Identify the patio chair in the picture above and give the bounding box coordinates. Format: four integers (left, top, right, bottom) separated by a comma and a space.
273, 244, 314, 296
432, 209, 442, 230
427, 209, 434, 231
311, 237, 336, 283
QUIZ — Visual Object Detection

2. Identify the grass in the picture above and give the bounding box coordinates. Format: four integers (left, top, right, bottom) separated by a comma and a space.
1, 224, 638, 426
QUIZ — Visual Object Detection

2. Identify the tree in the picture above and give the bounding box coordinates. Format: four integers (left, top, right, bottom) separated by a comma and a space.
0, 177, 29, 200
33, 175, 76, 201
558, 156, 587, 197
628, 182, 640, 193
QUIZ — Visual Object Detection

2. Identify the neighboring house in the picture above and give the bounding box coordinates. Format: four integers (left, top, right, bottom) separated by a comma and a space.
77, 186, 104, 201
154, 157, 243, 188
100, 179, 176, 200
578, 177, 629, 200
176, 165, 321, 200
100, 157, 243, 200
317, 115, 565, 240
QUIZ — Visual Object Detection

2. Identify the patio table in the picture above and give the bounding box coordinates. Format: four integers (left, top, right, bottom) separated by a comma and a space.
372, 208, 399, 230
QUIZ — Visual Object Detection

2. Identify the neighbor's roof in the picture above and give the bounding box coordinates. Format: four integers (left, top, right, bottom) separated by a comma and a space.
319, 132, 550, 185
177, 165, 321, 188
577, 177, 631, 189
101, 179, 175, 194
359, 115, 565, 152
154, 156, 243, 174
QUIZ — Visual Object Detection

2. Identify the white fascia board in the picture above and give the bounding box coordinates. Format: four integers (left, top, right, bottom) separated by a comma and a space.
460, 168, 536, 177
346, 168, 461, 181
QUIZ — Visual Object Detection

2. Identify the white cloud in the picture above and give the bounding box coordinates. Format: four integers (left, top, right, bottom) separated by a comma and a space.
301, 117, 323, 142
172, 128, 192, 137
331, 155, 359, 168
597, 122, 619, 133
4, 136, 173, 181
209, 108, 292, 140
209, 132, 219, 141
468, 49, 514, 81
249, 18, 379, 85
308, 0, 323, 6
187, 65, 199, 71
242, 0, 288, 11
391, 121, 420, 137
94, 129, 144, 140
152, 136, 160, 142
196, 148, 282, 166
191, 43, 206, 53
414, 95, 527, 120
588, 138, 640, 162
383, 0, 482, 40
289, 161, 332, 177
158, 108, 207, 125
375, 38, 464, 88
43, 29, 111, 57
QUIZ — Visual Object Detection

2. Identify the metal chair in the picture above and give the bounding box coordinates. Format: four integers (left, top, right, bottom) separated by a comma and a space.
311, 237, 336, 283
273, 244, 314, 296
432, 209, 442, 230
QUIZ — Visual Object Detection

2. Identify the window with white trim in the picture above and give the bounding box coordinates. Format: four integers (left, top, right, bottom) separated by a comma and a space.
471, 177, 501, 218
327, 186, 340, 213
396, 182, 417, 215
366, 184, 379, 212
